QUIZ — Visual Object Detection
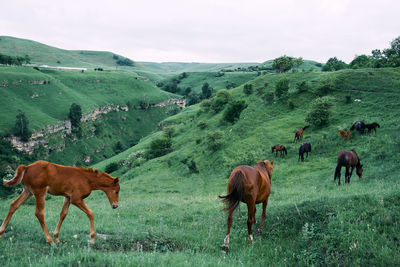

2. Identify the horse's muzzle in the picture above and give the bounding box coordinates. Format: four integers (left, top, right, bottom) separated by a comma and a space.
112, 204, 119, 209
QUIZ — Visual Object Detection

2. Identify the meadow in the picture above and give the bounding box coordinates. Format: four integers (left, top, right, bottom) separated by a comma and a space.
1, 67, 400, 266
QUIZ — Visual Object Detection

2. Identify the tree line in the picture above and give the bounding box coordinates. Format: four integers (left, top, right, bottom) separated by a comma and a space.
0, 53, 31, 66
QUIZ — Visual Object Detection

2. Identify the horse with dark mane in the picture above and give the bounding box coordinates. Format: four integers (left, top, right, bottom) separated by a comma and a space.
294, 125, 310, 142
350, 121, 366, 134
334, 150, 363, 185
338, 130, 351, 141
271, 145, 287, 157
298, 142, 311, 162
0, 160, 120, 245
365, 122, 380, 134
219, 160, 274, 253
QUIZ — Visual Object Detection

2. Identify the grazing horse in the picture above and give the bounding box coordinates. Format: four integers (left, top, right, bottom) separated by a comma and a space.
0, 160, 120, 245
338, 130, 351, 141
219, 160, 274, 253
350, 121, 366, 134
365, 122, 380, 134
298, 142, 312, 162
271, 145, 287, 157
334, 150, 363, 185
294, 125, 310, 142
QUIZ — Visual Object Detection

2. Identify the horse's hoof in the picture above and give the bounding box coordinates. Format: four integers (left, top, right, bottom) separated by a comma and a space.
256, 228, 263, 236
221, 245, 229, 254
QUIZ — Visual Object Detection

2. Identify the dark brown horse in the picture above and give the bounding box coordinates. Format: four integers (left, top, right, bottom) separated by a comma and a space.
365, 122, 380, 134
294, 125, 310, 142
271, 145, 287, 157
334, 150, 363, 185
219, 160, 274, 253
0, 161, 120, 245
338, 130, 351, 141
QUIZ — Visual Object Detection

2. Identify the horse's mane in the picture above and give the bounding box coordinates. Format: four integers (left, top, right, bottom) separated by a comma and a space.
78, 167, 114, 180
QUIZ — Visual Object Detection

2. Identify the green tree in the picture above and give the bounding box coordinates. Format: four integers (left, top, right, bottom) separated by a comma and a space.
201, 83, 213, 99
272, 56, 294, 73
13, 111, 31, 141
305, 96, 334, 126
322, 57, 348, 71
69, 103, 82, 128
148, 137, 172, 158
211, 89, 231, 113
223, 100, 248, 123
293, 57, 304, 70
206, 131, 224, 152
275, 78, 290, 98
350, 55, 372, 69
243, 84, 253, 95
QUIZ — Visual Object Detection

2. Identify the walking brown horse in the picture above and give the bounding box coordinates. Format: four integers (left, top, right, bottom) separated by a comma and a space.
0, 160, 120, 245
219, 160, 274, 253
334, 150, 363, 185
338, 130, 351, 141
271, 145, 287, 157
294, 125, 310, 142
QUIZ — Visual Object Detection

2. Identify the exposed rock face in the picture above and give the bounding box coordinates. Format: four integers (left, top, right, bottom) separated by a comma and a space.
6, 98, 186, 154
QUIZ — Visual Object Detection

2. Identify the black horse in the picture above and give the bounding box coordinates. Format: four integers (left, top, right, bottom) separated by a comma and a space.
365, 122, 380, 134
350, 121, 366, 134
298, 142, 311, 162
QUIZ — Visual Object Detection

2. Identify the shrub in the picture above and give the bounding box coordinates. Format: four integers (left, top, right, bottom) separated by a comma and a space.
317, 76, 337, 95
288, 99, 295, 110
275, 78, 290, 98
222, 100, 248, 123
305, 96, 334, 126
163, 126, 175, 138
345, 95, 352, 104
211, 89, 231, 113
105, 162, 119, 174
148, 137, 172, 158
243, 84, 253, 95
197, 121, 207, 129
297, 81, 309, 93
200, 99, 212, 112
126, 150, 147, 168
206, 131, 224, 152
13, 111, 31, 142
264, 92, 275, 103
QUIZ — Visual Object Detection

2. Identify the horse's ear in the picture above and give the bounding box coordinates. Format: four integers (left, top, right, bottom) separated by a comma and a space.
114, 177, 119, 184
271, 160, 274, 165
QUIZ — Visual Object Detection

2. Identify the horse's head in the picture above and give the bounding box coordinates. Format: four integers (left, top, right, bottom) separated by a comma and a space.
271, 146, 275, 153
257, 160, 274, 179
103, 176, 120, 209
356, 164, 363, 178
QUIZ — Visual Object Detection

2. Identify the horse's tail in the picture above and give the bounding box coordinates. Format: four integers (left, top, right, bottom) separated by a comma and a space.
334, 154, 345, 180
219, 171, 246, 212
302, 125, 310, 131
3, 165, 27, 187
284, 147, 288, 155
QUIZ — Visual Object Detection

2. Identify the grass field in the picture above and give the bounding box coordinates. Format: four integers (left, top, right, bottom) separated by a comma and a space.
1, 67, 400, 266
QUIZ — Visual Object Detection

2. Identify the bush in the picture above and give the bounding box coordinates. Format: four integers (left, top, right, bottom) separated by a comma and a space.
197, 121, 207, 129
297, 81, 309, 93
317, 76, 337, 95
200, 99, 212, 112
148, 137, 172, 158
206, 131, 224, 152
243, 84, 253, 95
264, 92, 275, 103
275, 78, 290, 98
305, 96, 334, 126
222, 100, 248, 123
126, 150, 147, 168
345, 95, 352, 104
163, 126, 175, 138
211, 89, 231, 113
105, 162, 119, 174
288, 99, 295, 110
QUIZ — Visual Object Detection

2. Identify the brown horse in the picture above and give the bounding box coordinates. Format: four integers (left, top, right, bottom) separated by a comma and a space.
271, 145, 287, 157
294, 125, 310, 142
0, 160, 120, 245
338, 130, 351, 141
219, 160, 274, 253
334, 150, 363, 185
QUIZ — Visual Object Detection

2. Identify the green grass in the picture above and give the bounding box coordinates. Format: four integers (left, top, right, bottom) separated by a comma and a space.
1, 68, 400, 266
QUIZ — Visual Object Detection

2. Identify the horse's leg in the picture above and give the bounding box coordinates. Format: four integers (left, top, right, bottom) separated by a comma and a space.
72, 199, 96, 244
54, 197, 71, 243
349, 167, 355, 184
221, 208, 234, 253
257, 199, 268, 235
0, 189, 32, 237
34, 191, 54, 244
247, 202, 256, 243
345, 167, 350, 184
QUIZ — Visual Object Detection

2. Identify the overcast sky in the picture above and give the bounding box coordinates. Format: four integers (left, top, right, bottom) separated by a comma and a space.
1, 0, 399, 63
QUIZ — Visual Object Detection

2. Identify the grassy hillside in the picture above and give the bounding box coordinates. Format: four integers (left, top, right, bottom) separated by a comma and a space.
159, 71, 259, 94
1, 68, 399, 265
0, 66, 174, 132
